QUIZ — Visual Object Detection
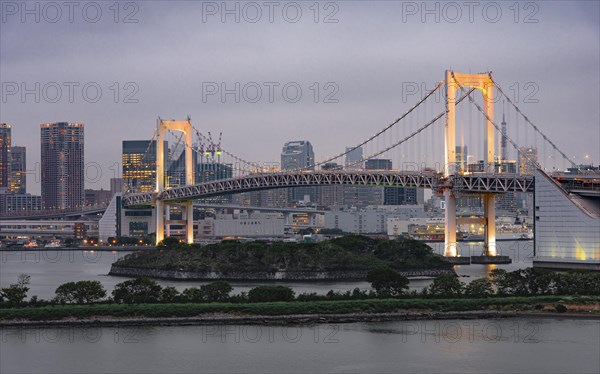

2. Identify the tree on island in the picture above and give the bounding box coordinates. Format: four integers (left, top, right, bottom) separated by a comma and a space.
428, 275, 463, 298
248, 285, 295, 302
160, 286, 180, 303
112, 277, 163, 304
464, 278, 494, 298
200, 281, 233, 302
0, 274, 31, 307
366, 267, 410, 297
55, 280, 106, 304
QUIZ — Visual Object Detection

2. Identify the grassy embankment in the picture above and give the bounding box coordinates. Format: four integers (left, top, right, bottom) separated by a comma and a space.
2, 296, 599, 322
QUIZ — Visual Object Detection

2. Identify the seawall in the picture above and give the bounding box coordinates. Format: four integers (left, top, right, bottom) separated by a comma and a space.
109, 265, 455, 281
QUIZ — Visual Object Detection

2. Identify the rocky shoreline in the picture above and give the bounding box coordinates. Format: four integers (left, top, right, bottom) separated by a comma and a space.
108, 265, 456, 281
2, 311, 598, 328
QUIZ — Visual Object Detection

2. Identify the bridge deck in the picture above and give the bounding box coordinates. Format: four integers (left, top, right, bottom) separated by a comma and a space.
123, 171, 534, 207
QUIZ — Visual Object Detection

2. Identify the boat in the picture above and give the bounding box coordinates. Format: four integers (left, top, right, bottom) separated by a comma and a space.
23, 240, 38, 248
45, 241, 62, 248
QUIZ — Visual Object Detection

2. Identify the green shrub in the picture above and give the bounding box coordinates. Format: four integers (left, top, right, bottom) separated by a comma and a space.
248, 286, 295, 302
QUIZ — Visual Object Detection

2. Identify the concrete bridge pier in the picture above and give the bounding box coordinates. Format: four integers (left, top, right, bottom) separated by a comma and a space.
443, 189, 457, 257
483, 194, 496, 256
156, 199, 165, 244
165, 203, 171, 238
185, 200, 194, 243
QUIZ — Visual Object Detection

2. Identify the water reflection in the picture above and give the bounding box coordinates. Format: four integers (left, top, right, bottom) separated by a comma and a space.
1, 319, 598, 374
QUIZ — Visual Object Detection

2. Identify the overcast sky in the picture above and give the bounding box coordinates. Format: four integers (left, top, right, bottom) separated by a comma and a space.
1, 0, 598, 193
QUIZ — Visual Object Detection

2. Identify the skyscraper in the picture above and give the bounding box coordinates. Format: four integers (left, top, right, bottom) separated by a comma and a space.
281, 141, 314, 170
455, 145, 468, 172
197, 162, 233, 204
10, 146, 26, 194
0, 123, 11, 190
318, 162, 344, 207
519, 147, 538, 175
345, 146, 363, 169
365, 159, 392, 170
281, 140, 315, 204
122, 140, 167, 193
360, 158, 389, 206
40, 122, 84, 210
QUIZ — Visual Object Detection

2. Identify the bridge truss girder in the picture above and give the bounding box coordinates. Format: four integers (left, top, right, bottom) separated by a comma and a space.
122, 171, 533, 208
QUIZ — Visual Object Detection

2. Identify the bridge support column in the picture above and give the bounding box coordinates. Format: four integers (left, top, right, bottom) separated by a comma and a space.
444, 189, 457, 257
185, 200, 194, 244
165, 204, 171, 238
483, 194, 497, 256
155, 118, 195, 245
156, 200, 164, 244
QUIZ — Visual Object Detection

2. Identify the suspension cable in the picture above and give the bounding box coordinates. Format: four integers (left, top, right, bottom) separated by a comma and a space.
346, 87, 475, 169
452, 72, 542, 173
489, 75, 578, 170
307, 80, 446, 171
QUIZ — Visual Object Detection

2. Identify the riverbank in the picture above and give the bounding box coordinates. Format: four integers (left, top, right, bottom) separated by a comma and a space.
2, 310, 599, 328
2, 296, 598, 326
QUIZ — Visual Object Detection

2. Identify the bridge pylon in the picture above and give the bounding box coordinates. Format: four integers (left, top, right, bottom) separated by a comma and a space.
445, 70, 497, 257
155, 118, 195, 245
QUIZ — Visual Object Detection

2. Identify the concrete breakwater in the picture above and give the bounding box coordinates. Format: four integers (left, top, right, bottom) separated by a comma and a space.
109, 265, 455, 281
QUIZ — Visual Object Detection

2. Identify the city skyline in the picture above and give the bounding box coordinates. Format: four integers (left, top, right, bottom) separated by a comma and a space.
1, 3, 598, 374
1, 2, 598, 195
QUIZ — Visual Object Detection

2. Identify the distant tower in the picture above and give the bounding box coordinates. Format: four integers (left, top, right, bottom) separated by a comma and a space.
501, 113, 508, 161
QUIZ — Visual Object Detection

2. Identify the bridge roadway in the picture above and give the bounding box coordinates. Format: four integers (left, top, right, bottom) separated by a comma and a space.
123, 170, 535, 207
0, 205, 108, 221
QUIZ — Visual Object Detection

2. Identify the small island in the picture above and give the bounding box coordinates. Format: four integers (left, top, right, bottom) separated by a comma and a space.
109, 235, 455, 281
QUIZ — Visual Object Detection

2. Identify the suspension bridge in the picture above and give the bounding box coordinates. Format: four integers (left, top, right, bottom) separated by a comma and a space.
114, 70, 599, 267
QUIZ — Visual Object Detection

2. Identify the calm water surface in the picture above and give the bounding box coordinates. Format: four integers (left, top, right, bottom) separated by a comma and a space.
1, 241, 598, 374
0, 241, 534, 299
1, 318, 598, 373
0, 241, 532, 299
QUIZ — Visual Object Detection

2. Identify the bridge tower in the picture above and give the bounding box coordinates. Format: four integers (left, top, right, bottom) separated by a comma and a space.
445, 71, 496, 257
155, 118, 195, 245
